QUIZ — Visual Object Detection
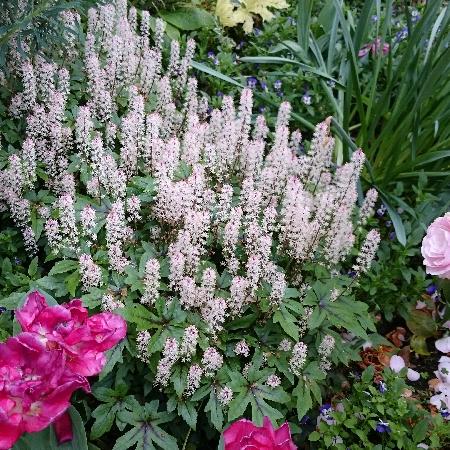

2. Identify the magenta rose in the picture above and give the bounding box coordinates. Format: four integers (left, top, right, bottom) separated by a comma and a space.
421, 213, 450, 279
16, 291, 127, 376
0, 333, 90, 449
223, 417, 297, 450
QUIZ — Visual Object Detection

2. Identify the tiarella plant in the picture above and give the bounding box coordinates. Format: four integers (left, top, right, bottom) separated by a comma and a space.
0, 0, 384, 447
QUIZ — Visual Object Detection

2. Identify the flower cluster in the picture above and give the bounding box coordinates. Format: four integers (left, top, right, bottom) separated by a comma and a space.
0, 291, 126, 448
0, 0, 381, 433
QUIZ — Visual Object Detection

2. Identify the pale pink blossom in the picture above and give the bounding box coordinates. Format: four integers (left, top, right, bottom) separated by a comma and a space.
422, 213, 450, 279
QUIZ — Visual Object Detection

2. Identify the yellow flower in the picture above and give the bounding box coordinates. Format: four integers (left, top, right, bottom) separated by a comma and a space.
215, 0, 289, 33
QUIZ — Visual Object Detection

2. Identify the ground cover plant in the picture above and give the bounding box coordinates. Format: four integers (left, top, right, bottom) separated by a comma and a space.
0, 0, 450, 449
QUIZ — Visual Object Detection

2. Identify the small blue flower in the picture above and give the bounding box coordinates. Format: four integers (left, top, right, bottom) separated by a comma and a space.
376, 204, 387, 217
14, 257, 22, 265
385, 220, 392, 227
287, 17, 296, 26
395, 27, 408, 43
302, 94, 312, 105
426, 284, 437, 295
247, 77, 258, 89
378, 381, 387, 393
371, 14, 378, 22
411, 10, 420, 23
0, 307, 6, 314
441, 410, 450, 419
276, 91, 284, 98
253, 28, 262, 36
376, 420, 391, 433
213, 57, 219, 66
207, 50, 215, 59
274, 79, 282, 90
216, 91, 224, 98
326, 79, 336, 88
259, 80, 268, 91
348, 270, 357, 278
236, 41, 245, 50
258, 106, 266, 113
389, 231, 396, 241
319, 403, 332, 413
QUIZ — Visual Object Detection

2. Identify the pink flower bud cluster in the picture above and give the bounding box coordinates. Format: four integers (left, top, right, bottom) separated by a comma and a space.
79, 253, 102, 290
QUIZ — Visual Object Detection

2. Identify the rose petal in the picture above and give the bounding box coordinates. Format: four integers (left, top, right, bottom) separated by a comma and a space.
53, 411, 73, 444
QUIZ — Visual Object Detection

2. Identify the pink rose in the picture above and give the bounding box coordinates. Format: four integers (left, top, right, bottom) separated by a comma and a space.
421, 213, 450, 279
0, 334, 89, 449
16, 292, 127, 376
223, 417, 297, 450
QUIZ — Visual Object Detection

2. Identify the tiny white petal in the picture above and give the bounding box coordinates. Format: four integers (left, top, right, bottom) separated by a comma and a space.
435, 336, 450, 353
407, 368, 420, 381
390, 355, 405, 373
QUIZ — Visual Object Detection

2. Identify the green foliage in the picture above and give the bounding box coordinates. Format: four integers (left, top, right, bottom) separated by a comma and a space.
358, 182, 450, 321
309, 366, 450, 449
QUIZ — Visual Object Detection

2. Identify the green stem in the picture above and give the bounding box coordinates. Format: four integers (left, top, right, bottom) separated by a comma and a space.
181, 427, 192, 450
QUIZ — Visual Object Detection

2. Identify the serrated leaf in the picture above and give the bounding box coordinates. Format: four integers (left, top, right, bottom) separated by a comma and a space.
273, 307, 299, 340
178, 401, 197, 430
65, 270, 80, 297
361, 365, 375, 383
0, 292, 26, 309
90, 403, 117, 439
205, 391, 224, 431
112, 420, 177, 450
294, 380, 312, 420
99, 339, 125, 380
49, 260, 79, 275
28, 256, 38, 277
228, 390, 251, 421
